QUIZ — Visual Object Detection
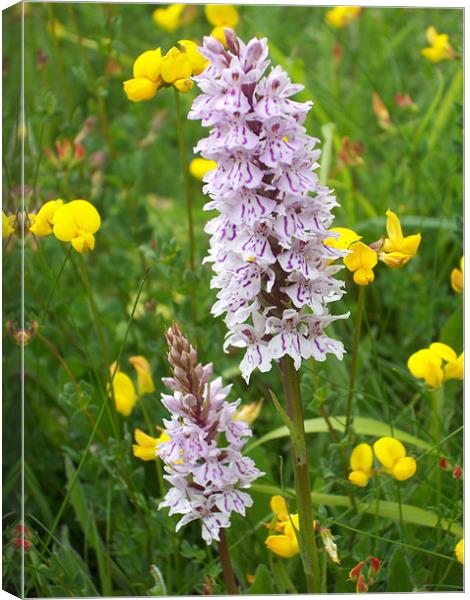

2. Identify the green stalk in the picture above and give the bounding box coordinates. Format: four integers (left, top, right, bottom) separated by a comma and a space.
280, 356, 321, 593
173, 89, 195, 270
344, 285, 365, 437
218, 530, 239, 594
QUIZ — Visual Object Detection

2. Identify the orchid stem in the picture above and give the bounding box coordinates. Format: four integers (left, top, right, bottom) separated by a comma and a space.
344, 285, 365, 437
280, 356, 322, 594
218, 529, 239, 595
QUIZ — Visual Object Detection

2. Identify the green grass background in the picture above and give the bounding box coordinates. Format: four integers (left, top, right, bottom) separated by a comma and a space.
2, 3, 463, 596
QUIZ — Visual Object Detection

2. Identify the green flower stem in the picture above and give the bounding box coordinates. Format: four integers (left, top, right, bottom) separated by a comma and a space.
42, 246, 72, 323
280, 356, 322, 594
218, 529, 239, 595
430, 387, 444, 545
173, 89, 195, 268
174, 89, 197, 325
344, 284, 366, 437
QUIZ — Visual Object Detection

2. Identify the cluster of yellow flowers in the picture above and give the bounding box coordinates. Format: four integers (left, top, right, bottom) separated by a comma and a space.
349, 437, 417, 488
408, 342, 463, 390
26, 199, 101, 254
123, 41, 208, 102
325, 209, 421, 285
265, 496, 339, 563
108, 356, 155, 417
153, 4, 239, 47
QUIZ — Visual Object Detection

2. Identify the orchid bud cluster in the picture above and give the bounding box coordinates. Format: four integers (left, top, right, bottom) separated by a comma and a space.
158, 324, 263, 545
189, 31, 348, 383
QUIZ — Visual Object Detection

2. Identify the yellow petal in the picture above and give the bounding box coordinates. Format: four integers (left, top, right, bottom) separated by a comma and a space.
350, 443, 373, 473
2, 211, 15, 237
28, 199, 64, 237
161, 47, 192, 84
455, 539, 464, 564
265, 534, 298, 558
392, 456, 417, 481
325, 6, 361, 28
189, 158, 217, 180
429, 343, 457, 363
344, 242, 378, 273
407, 348, 443, 389
379, 251, 411, 269
385, 209, 403, 243
348, 470, 370, 488
373, 437, 406, 469
353, 267, 375, 286
52, 200, 100, 243
270, 495, 289, 521
133, 444, 158, 461
233, 399, 263, 424
324, 227, 362, 250
71, 232, 95, 254
110, 371, 137, 416
451, 258, 464, 293
205, 4, 239, 27
133, 48, 162, 81
152, 4, 184, 32
178, 39, 209, 75
426, 26, 438, 45
399, 233, 421, 257
173, 78, 194, 93
134, 428, 158, 448
129, 355, 155, 395
123, 78, 159, 102
443, 353, 464, 382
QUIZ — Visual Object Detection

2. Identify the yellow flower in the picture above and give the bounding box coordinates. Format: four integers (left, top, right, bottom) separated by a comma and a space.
108, 362, 137, 417
451, 257, 464, 293
408, 343, 463, 389
421, 26, 458, 63
373, 437, 416, 481
233, 399, 263, 425
161, 46, 193, 92
455, 539, 464, 564
205, 4, 239, 28
28, 199, 64, 237
51, 199, 101, 253
123, 48, 163, 102
324, 227, 362, 250
129, 356, 155, 395
2, 211, 15, 238
344, 241, 378, 285
266, 513, 301, 558
178, 40, 209, 76
325, 6, 362, 28
380, 209, 421, 268
132, 428, 170, 461
270, 495, 289, 525
189, 157, 217, 180
152, 4, 184, 32
349, 443, 373, 488
205, 4, 239, 46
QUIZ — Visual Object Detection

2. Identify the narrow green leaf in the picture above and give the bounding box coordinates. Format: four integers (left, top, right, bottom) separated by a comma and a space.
247, 416, 432, 452
251, 483, 462, 537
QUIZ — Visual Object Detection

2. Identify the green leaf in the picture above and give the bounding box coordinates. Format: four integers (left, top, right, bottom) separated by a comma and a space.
247, 416, 432, 452
247, 564, 275, 594
388, 549, 414, 592
251, 483, 462, 537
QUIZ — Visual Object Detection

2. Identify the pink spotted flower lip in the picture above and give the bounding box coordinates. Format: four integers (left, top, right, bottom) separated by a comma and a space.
190, 31, 349, 383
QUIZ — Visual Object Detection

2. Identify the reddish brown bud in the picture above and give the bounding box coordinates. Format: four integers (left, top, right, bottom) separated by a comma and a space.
453, 465, 462, 479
